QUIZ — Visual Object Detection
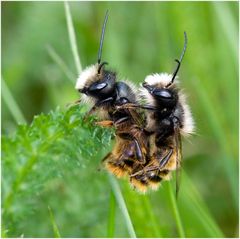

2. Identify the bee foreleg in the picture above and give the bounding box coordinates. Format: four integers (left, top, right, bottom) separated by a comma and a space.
133, 138, 145, 164
95, 120, 114, 127
116, 103, 157, 111
101, 152, 112, 163
159, 148, 173, 168
114, 116, 130, 125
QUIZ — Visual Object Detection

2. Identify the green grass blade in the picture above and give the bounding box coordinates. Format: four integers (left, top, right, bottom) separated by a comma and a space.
192, 77, 237, 207
48, 206, 61, 238
182, 172, 225, 237
212, 2, 238, 59
64, 1, 82, 75
141, 195, 163, 237
120, 182, 163, 237
108, 174, 136, 238
107, 191, 116, 238
1, 78, 26, 124
167, 182, 185, 238
46, 45, 76, 83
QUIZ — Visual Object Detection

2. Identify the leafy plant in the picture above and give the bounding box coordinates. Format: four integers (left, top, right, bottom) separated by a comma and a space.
2, 104, 113, 236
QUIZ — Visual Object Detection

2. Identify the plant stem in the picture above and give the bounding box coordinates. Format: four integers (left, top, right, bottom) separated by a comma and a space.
48, 206, 61, 238
46, 45, 76, 83
1, 78, 27, 124
108, 174, 136, 238
64, 1, 82, 75
167, 181, 185, 238
107, 191, 116, 238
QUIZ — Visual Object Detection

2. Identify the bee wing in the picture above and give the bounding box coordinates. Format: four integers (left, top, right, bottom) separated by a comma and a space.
175, 125, 182, 198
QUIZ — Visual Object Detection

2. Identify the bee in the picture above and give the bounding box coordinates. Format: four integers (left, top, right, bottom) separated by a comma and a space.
119, 32, 194, 193
75, 11, 148, 179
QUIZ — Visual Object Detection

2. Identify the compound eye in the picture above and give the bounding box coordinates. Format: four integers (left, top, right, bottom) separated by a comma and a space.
153, 89, 173, 99
88, 82, 107, 92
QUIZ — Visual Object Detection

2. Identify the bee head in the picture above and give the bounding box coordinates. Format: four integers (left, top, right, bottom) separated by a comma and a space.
142, 73, 178, 108
75, 63, 116, 100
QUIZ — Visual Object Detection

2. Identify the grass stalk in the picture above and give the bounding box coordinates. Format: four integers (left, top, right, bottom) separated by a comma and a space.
107, 191, 116, 238
48, 206, 61, 238
167, 181, 185, 238
141, 196, 163, 237
46, 45, 76, 83
192, 77, 237, 207
1, 78, 26, 124
212, 2, 238, 59
183, 172, 224, 237
64, 1, 82, 75
108, 174, 136, 238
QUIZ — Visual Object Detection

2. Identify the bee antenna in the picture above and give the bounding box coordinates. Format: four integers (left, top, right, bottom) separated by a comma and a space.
169, 31, 188, 85
97, 10, 109, 65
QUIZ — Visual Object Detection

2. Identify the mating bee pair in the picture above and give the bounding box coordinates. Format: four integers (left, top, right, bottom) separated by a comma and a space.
75, 11, 194, 193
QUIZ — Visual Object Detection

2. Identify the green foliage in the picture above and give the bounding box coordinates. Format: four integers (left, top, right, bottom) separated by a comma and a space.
2, 105, 113, 237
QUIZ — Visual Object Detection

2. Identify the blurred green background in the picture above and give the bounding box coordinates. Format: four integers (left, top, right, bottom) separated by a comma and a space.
2, 1, 238, 238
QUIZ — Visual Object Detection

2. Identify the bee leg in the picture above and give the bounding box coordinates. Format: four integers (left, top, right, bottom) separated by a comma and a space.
66, 99, 81, 108
114, 116, 130, 125
101, 152, 112, 163
116, 103, 157, 111
117, 129, 146, 164
159, 149, 173, 168
95, 120, 114, 127
130, 149, 173, 177
133, 138, 145, 164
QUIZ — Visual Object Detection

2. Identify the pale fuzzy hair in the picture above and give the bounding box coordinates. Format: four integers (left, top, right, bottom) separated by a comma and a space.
75, 64, 98, 90
178, 91, 195, 136
144, 73, 179, 88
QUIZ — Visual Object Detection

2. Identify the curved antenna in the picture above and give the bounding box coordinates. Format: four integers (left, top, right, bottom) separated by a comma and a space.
168, 31, 188, 86
97, 10, 109, 65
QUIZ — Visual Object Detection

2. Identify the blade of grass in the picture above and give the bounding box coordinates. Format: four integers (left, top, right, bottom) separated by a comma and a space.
167, 181, 185, 238
212, 2, 238, 60
108, 174, 136, 238
64, 1, 82, 75
107, 191, 116, 238
182, 172, 225, 237
141, 195, 163, 237
120, 182, 163, 237
48, 206, 61, 238
46, 44, 76, 83
192, 77, 237, 207
1, 78, 26, 124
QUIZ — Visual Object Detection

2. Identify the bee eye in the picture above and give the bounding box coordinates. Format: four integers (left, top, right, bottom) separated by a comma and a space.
89, 82, 107, 92
153, 89, 173, 99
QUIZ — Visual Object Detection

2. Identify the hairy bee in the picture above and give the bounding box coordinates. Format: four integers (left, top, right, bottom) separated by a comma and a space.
119, 32, 194, 193
75, 11, 148, 178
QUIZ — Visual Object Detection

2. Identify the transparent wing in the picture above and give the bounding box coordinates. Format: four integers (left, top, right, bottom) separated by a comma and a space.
175, 125, 182, 198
